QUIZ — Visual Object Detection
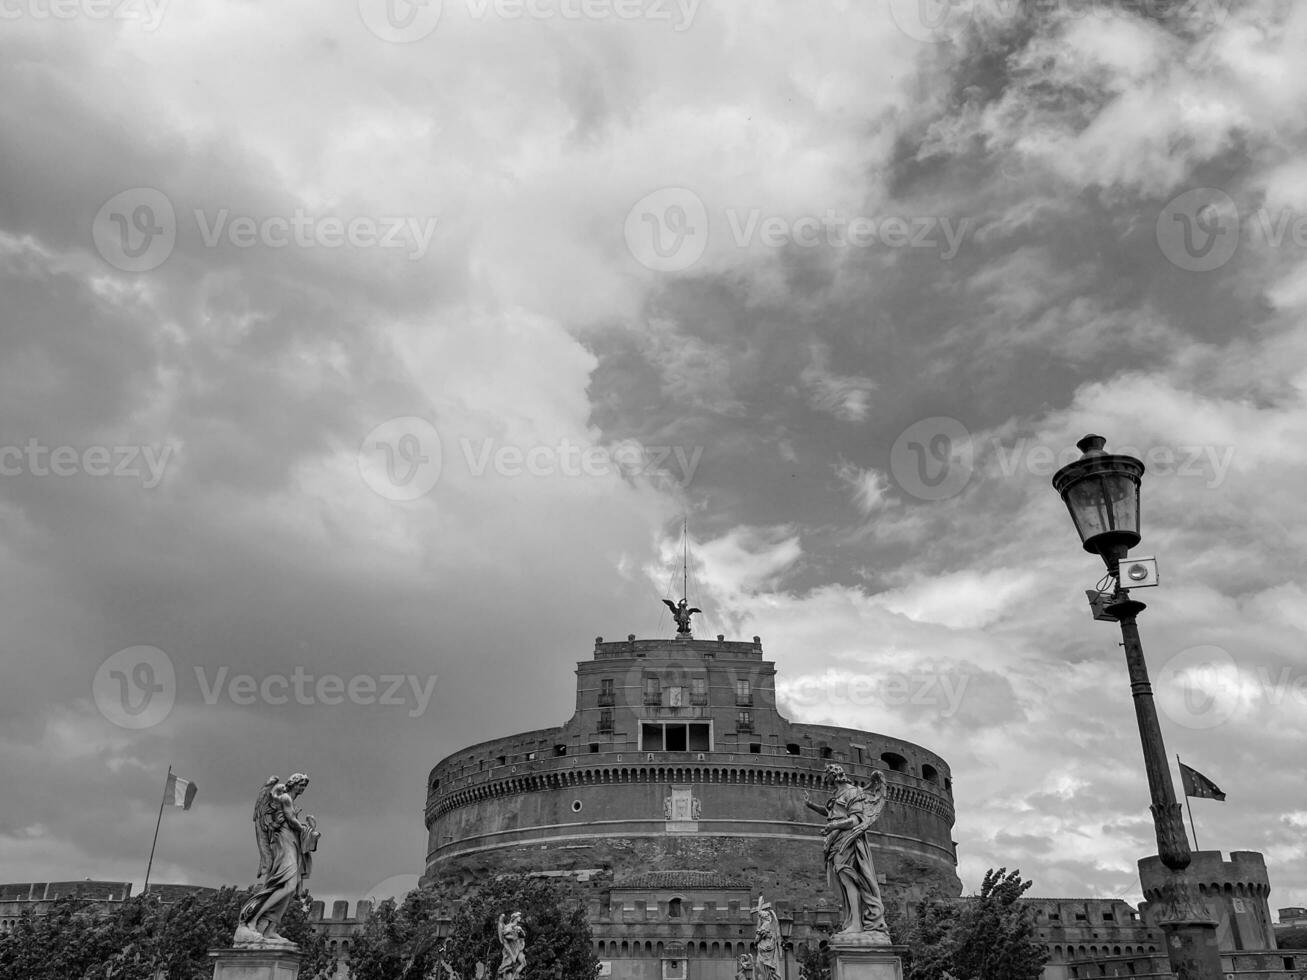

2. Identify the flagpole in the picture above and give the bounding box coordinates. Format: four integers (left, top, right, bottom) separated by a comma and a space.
1178, 754, 1200, 851
143, 765, 170, 895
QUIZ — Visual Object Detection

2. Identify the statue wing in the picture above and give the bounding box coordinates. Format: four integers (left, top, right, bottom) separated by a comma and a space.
662, 599, 678, 613
688, 607, 702, 615
253, 776, 278, 878
863, 770, 888, 824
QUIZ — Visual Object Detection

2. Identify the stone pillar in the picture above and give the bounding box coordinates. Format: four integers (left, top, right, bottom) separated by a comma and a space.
209, 946, 302, 980
823, 942, 907, 980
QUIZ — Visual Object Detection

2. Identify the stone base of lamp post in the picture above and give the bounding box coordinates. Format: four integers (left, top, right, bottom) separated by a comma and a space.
823, 942, 907, 980
209, 945, 302, 980
1145, 869, 1223, 980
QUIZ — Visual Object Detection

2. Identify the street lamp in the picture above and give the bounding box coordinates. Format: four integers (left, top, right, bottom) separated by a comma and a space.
1052, 434, 1222, 980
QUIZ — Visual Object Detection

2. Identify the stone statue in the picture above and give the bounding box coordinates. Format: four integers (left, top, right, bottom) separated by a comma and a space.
496, 911, 526, 980
662, 597, 701, 635
750, 897, 783, 980
801, 764, 891, 944
235, 773, 319, 947
735, 952, 754, 980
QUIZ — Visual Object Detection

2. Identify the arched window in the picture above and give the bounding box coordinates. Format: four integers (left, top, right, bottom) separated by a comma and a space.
668, 898, 683, 918
880, 752, 907, 772
786, 743, 801, 755
921, 764, 939, 784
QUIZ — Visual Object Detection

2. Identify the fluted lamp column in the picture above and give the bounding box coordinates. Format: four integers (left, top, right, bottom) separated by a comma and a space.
1052, 434, 1221, 980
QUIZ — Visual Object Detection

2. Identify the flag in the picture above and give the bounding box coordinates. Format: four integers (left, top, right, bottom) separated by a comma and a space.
164, 772, 198, 810
1179, 762, 1225, 801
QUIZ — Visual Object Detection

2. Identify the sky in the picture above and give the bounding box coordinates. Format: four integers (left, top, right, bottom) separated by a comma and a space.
1, 0, 1306, 915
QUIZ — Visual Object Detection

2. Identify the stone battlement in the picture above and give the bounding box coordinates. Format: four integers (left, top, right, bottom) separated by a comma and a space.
593, 635, 764, 660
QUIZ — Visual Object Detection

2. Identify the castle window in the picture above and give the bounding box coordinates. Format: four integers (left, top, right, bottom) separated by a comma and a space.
1103, 911, 1114, 921
749, 742, 761, 753
921, 764, 939, 784
590, 743, 600, 753
737, 710, 753, 732
644, 675, 661, 705
642, 724, 665, 751
880, 752, 907, 773
555, 744, 567, 756
599, 710, 613, 732
736, 680, 751, 705
496, 755, 506, 766
599, 678, 615, 706
820, 746, 833, 759
785, 743, 801, 755
668, 898, 683, 918
691, 677, 707, 705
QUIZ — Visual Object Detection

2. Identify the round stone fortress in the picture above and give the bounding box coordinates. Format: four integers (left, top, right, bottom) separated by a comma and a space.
423, 633, 961, 945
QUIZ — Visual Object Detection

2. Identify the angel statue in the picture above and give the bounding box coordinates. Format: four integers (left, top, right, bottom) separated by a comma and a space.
800, 763, 891, 944
235, 773, 320, 947
750, 897, 782, 980
662, 597, 701, 635
496, 911, 526, 980
734, 953, 754, 980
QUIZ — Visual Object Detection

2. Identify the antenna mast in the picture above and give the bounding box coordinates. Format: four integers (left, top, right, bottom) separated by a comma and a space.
683, 516, 688, 601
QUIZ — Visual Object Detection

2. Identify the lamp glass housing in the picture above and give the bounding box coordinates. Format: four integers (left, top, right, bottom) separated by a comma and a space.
1052, 436, 1144, 558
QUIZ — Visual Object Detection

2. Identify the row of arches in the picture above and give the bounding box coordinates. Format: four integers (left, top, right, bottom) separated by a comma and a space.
594, 939, 754, 957
1144, 880, 1269, 901
1053, 944, 1159, 961
431, 764, 954, 822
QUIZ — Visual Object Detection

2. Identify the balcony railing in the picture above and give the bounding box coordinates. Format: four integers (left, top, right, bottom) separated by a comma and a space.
735, 695, 753, 706
736, 722, 754, 733
598, 693, 615, 706
689, 693, 708, 706
643, 694, 662, 706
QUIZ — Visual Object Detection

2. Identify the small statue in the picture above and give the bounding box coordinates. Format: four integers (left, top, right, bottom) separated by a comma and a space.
735, 952, 754, 980
496, 911, 526, 980
750, 897, 782, 980
662, 597, 701, 635
235, 773, 320, 947
801, 764, 891, 944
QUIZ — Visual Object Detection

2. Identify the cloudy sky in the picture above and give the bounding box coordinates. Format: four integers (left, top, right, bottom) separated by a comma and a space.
2, 0, 1306, 915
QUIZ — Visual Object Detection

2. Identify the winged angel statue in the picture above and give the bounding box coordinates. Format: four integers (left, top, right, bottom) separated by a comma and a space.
662, 597, 701, 635
801, 764, 891, 944
234, 773, 320, 947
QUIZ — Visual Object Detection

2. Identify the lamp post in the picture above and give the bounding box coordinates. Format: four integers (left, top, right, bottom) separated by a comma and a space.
1051, 434, 1222, 980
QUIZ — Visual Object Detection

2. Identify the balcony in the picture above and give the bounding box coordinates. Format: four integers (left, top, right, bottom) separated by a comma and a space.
735, 695, 752, 707
736, 722, 754, 733
689, 693, 708, 706
643, 694, 662, 706
598, 693, 615, 706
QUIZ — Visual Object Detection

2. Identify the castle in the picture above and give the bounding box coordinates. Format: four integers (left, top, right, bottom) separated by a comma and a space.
3, 630, 1300, 979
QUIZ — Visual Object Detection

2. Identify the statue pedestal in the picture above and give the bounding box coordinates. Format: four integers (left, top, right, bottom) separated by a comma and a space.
824, 942, 907, 980
209, 946, 302, 980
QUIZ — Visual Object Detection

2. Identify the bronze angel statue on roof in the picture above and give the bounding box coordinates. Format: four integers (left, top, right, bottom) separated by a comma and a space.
235, 773, 320, 947
662, 597, 701, 635
800, 763, 891, 944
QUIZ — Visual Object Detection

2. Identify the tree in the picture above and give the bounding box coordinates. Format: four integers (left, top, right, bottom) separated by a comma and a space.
903, 869, 1047, 980
0, 887, 329, 980
349, 874, 599, 980
347, 886, 451, 980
